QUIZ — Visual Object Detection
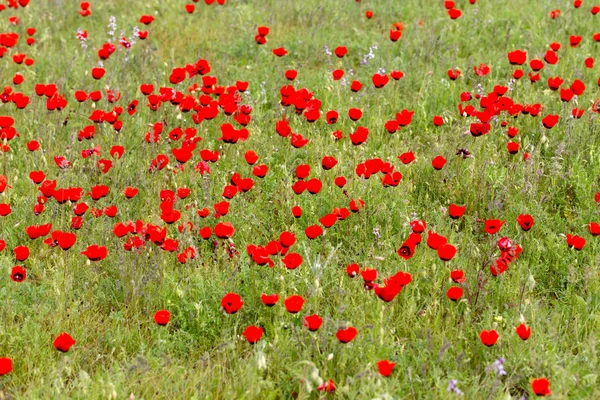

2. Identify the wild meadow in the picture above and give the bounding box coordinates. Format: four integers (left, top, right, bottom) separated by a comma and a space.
1, 0, 600, 398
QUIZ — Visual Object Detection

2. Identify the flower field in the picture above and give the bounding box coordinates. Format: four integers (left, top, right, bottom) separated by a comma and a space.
1, 0, 600, 398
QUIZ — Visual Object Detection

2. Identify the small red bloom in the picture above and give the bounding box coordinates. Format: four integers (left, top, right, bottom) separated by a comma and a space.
450, 269, 466, 283
377, 360, 396, 377
242, 326, 263, 344
446, 286, 463, 301
54, 332, 76, 352
516, 323, 531, 340
517, 214, 535, 231
303, 314, 323, 331
317, 379, 336, 392
154, 310, 170, 325
479, 329, 499, 346
0, 358, 12, 376
305, 225, 323, 239
566, 234, 586, 250
260, 293, 279, 307
448, 204, 466, 219
336, 326, 358, 343
531, 378, 551, 396
283, 295, 305, 313
484, 219, 505, 234
10, 266, 26, 282
432, 156, 447, 170
221, 293, 244, 314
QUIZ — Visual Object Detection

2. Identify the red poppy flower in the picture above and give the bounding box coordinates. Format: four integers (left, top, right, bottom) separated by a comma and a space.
507, 50, 527, 65
512, 69, 524, 79
221, 293, 243, 314
427, 231, 447, 250
507, 141, 520, 154
272, 47, 287, 57
408, 220, 425, 234
260, 293, 279, 307
490, 258, 509, 276
432, 156, 447, 170
54, 332, 76, 352
244, 150, 258, 165
529, 58, 544, 71
530, 71, 544, 83
399, 151, 415, 164
446, 286, 463, 301
516, 323, 531, 340
242, 326, 263, 344
349, 126, 369, 145
360, 268, 377, 284
349, 198, 365, 212
389, 29, 402, 41
569, 35, 582, 47
588, 222, 600, 236
91, 67, 105, 80
531, 378, 551, 396
139, 15, 155, 25
336, 326, 357, 343
306, 178, 322, 194
305, 225, 323, 239
350, 80, 363, 92
13, 245, 29, 261
448, 204, 466, 219
432, 116, 444, 126
344, 263, 359, 278
0, 358, 12, 376
377, 360, 395, 377
321, 156, 338, 170
292, 206, 302, 218
547, 76, 564, 90
334, 176, 347, 188
571, 79, 585, 95
27, 140, 40, 151
447, 69, 461, 80
283, 295, 305, 313
334, 46, 347, 57
214, 222, 235, 238
585, 57, 594, 69
10, 266, 26, 282
372, 73, 389, 88
252, 164, 268, 178
303, 314, 323, 331
438, 243, 457, 261
474, 63, 491, 76
282, 252, 302, 269
154, 310, 171, 325
479, 329, 499, 346
317, 379, 336, 392
517, 214, 534, 231
448, 8, 462, 19
566, 234, 586, 250
396, 109, 414, 127
450, 269, 466, 283
390, 70, 404, 80
81, 245, 108, 261
484, 219, 505, 234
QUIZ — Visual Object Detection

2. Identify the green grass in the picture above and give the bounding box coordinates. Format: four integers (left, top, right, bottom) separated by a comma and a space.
1, 0, 600, 398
